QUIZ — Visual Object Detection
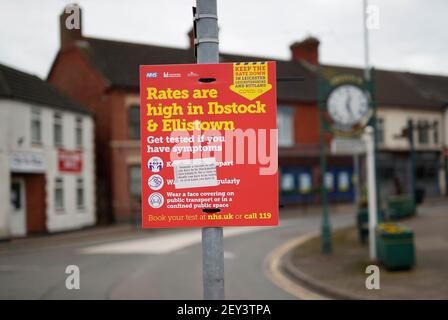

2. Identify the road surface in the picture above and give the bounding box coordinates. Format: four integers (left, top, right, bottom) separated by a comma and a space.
0, 208, 353, 299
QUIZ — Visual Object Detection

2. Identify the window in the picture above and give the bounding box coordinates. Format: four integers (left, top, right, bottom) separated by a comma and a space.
433, 121, 439, 144
426, 165, 438, 179
55, 178, 64, 210
281, 173, 295, 191
129, 105, 140, 139
417, 120, 429, 144
376, 118, 384, 144
11, 182, 22, 210
54, 113, 63, 146
129, 165, 141, 198
277, 106, 294, 147
31, 107, 42, 144
416, 166, 425, 179
76, 178, 84, 209
379, 165, 394, 180
338, 172, 350, 192
299, 173, 312, 194
75, 117, 83, 148
325, 172, 334, 191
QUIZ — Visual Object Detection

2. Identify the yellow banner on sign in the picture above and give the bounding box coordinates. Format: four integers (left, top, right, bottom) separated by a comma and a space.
230, 62, 272, 101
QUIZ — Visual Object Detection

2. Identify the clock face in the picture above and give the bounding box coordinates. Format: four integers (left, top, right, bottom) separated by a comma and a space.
327, 84, 369, 127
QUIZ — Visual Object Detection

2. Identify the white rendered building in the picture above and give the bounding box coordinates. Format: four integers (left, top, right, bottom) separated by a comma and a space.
0, 63, 96, 238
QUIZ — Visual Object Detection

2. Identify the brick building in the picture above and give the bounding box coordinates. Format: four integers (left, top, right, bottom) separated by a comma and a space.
49, 6, 448, 223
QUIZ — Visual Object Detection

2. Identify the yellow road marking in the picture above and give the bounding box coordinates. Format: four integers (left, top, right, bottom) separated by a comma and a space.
264, 232, 330, 300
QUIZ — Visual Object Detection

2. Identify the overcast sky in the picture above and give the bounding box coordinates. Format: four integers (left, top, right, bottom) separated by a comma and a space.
0, 0, 447, 79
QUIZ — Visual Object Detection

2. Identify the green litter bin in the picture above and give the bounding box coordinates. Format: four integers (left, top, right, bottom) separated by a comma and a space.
376, 223, 415, 270
388, 196, 416, 220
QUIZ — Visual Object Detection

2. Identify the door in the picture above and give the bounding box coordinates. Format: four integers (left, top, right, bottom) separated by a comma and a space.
10, 177, 26, 236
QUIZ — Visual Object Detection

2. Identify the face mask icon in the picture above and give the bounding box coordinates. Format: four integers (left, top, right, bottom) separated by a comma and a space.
148, 174, 164, 190
148, 193, 164, 209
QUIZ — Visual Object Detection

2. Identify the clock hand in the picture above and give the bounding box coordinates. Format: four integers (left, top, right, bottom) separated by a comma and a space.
345, 94, 353, 117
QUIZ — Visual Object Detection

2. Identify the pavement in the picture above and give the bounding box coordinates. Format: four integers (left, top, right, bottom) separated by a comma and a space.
0, 203, 354, 299
282, 199, 448, 299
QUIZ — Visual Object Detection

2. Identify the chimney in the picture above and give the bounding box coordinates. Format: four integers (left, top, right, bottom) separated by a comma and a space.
188, 28, 195, 49
59, 4, 83, 50
290, 37, 320, 66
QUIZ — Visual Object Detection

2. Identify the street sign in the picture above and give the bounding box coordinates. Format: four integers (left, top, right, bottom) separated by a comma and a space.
139, 62, 278, 228
331, 137, 366, 155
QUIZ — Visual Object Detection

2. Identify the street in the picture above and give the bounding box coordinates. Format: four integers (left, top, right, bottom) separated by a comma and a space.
0, 209, 352, 299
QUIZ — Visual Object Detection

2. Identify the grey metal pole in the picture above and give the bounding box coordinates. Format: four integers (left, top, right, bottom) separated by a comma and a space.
195, 0, 224, 300
363, 0, 381, 218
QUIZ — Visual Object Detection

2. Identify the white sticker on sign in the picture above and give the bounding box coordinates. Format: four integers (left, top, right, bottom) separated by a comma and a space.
173, 157, 218, 189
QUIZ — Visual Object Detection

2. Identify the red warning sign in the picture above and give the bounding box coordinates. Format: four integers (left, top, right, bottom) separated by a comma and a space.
139, 62, 278, 228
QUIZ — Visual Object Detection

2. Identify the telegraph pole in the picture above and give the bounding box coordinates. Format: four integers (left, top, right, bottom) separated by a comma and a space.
194, 0, 225, 300
363, 0, 380, 250
347, 0, 367, 206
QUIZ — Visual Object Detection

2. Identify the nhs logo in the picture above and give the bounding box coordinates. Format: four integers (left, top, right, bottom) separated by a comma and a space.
146, 72, 158, 78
